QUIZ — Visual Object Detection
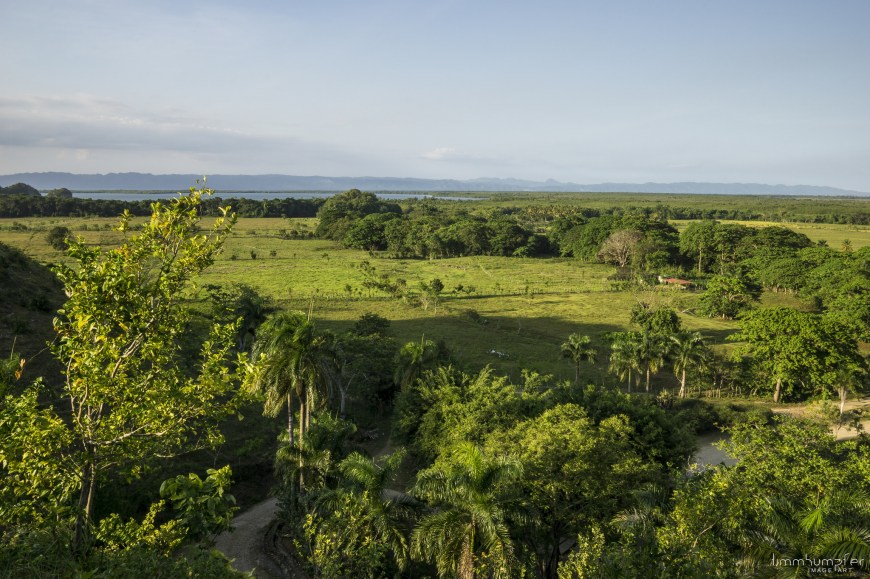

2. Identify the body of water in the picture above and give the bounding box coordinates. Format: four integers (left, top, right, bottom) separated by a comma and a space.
693, 431, 737, 468
71, 191, 479, 201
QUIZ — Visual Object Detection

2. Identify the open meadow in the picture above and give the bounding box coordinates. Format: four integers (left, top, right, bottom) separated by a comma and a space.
4, 209, 858, 387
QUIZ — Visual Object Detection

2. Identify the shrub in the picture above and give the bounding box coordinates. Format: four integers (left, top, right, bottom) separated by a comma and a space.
46, 226, 72, 251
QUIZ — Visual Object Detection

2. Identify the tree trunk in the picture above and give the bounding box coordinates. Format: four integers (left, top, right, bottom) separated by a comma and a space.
575, 363, 581, 385
459, 531, 474, 579
298, 396, 306, 490
305, 393, 311, 433
678, 369, 687, 398
298, 398, 305, 448
627, 368, 632, 393
73, 456, 97, 553
646, 366, 651, 393
339, 386, 347, 418
773, 377, 782, 403
839, 386, 847, 416
286, 392, 295, 447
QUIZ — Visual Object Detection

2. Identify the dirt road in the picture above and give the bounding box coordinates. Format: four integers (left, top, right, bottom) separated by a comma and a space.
215, 497, 280, 578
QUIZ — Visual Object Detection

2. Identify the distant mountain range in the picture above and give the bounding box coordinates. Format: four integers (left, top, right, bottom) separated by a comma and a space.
1, 172, 867, 196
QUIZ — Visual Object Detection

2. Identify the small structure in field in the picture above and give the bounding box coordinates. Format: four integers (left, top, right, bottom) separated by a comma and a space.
657, 275, 693, 289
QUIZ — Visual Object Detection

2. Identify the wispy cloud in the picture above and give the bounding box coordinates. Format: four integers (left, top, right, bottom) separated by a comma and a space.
0, 93, 369, 173
420, 146, 504, 166
0, 94, 262, 152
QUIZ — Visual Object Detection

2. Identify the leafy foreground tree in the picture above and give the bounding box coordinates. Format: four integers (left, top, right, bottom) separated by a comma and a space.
412, 443, 525, 579
52, 187, 249, 551
563, 415, 870, 578
0, 186, 250, 573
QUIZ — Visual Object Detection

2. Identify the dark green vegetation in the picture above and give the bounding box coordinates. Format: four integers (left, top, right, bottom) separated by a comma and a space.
0, 182, 41, 197
1, 190, 249, 576
1, 186, 869, 577
0, 191, 323, 218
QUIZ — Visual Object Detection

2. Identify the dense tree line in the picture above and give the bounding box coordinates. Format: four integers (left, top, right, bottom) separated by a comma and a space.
318, 189, 552, 258
0, 193, 323, 218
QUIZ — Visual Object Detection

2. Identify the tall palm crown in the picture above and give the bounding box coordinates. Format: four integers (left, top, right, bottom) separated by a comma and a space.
609, 331, 642, 392
393, 338, 441, 391
248, 311, 331, 445
560, 333, 597, 385
668, 331, 710, 398
637, 331, 668, 392
412, 443, 524, 579
319, 449, 419, 568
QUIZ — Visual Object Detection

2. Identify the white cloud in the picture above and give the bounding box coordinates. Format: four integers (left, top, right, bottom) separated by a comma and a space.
421, 146, 458, 161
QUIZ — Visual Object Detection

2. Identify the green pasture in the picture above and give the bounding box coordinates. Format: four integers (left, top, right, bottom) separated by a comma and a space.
0, 215, 752, 388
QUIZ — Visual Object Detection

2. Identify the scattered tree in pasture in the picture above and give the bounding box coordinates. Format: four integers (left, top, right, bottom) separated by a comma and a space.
352, 311, 391, 336
46, 225, 72, 250
560, 333, 596, 385
630, 303, 682, 335
597, 229, 644, 268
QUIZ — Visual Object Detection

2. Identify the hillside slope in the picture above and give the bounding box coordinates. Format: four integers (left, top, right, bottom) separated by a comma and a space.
0, 242, 65, 388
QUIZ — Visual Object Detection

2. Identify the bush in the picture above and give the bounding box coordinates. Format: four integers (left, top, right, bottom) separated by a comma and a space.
46, 226, 72, 251
352, 312, 391, 336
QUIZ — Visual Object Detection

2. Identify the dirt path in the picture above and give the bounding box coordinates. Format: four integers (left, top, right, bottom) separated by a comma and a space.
215, 497, 280, 578
771, 396, 870, 440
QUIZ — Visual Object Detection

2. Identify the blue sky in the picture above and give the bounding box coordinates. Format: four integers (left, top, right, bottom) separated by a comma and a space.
1, 0, 869, 190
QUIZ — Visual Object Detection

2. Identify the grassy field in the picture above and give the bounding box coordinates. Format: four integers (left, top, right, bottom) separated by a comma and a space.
1, 214, 819, 386
1, 212, 860, 388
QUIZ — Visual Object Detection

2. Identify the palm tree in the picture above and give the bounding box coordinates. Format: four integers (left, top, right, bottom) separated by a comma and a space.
609, 332, 642, 392
249, 311, 332, 491
636, 331, 667, 393
412, 443, 524, 579
669, 331, 710, 398
739, 490, 870, 576
276, 413, 357, 498
393, 337, 441, 391
318, 449, 419, 569
234, 287, 273, 352
560, 333, 597, 385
